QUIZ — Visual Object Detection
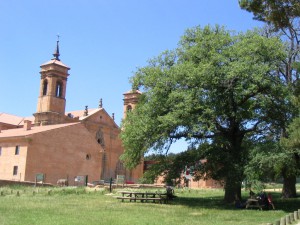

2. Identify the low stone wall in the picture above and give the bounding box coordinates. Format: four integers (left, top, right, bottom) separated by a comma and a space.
0, 179, 52, 187
267, 209, 300, 225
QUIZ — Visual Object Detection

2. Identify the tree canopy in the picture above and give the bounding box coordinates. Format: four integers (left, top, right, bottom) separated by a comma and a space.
239, 0, 300, 29
240, 0, 300, 198
120, 25, 286, 202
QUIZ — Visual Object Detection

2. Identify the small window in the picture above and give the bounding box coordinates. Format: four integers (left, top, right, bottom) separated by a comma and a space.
0, 147, 2, 156
86, 154, 91, 160
43, 79, 48, 96
13, 166, 18, 176
15, 146, 20, 155
56, 81, 63, 98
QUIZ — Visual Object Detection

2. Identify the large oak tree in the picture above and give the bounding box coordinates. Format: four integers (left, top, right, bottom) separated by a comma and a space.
121, 26, 286, 203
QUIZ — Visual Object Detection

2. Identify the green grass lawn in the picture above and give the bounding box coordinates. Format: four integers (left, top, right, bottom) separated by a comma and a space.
0, 186, 299, 225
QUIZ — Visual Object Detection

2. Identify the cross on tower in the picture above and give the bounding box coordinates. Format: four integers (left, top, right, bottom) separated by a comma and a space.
53, 34, 60, 60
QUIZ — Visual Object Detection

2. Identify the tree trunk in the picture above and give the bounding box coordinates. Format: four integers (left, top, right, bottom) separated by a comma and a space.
223, 131, 244, 203
282, 174, 297, 198
224, 178, 242, 203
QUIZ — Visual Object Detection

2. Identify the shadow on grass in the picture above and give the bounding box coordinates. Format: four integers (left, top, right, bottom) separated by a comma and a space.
170, 192, 300, 212
171, 195, 231, 210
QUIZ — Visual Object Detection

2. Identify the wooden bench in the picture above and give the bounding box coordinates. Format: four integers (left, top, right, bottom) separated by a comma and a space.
116, 191, 168, 203
116, 196, 166, 203
246, 199, 263, 210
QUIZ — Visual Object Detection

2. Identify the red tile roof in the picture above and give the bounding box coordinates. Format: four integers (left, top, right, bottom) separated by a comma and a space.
0, 122, 80, 138
0, 113, 28, 126
66, 108, 102, 120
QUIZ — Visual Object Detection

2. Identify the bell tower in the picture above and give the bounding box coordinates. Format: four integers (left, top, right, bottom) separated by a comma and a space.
123, 90, 141, 119
34, 38, 70, 125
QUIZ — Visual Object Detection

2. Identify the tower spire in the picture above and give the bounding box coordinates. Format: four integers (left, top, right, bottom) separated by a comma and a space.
34, 34, 70, 126
52, 35, 60, 61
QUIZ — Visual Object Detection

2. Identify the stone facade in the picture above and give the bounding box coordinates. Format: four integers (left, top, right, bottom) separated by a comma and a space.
0, 41, 143, 185
0, 123, 102, 184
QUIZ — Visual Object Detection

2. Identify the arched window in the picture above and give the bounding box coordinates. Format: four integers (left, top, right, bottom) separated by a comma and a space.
127, 105, 132, 112
96, 128, 105, 148
42, 79, 48, 96
56, 81, 63, 97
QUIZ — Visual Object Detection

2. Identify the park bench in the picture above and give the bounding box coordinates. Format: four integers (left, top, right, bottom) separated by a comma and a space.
116, 191, 168, 204
245, 198, 263, 210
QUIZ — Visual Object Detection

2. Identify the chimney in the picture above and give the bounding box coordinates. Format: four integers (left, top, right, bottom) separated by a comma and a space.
24, 120, 32, 131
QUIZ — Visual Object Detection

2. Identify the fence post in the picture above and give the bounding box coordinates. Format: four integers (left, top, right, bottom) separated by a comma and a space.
280, 217, 286, 225
285, 215, 290, 224
290, 213, 294, 222
109, 177, 113, 193
294, 211, 298, 221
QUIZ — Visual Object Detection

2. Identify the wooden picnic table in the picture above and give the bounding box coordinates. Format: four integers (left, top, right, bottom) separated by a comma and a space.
116, 191, 168, 204
245, 198, 262, 210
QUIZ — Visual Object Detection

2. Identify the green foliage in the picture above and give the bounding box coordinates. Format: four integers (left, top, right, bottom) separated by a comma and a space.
281, 90, 300, 152
280, 115, 300, 176
121, 25, 287, 202
245, 128, 300, 194
245, 127, 300, 177
245, 141, 282, 181
282, 117, 300, 150
139, 156, 167, 184
122, 25, 286, 166
239, 0, 300, 29
240, 0, 300, 197
163, 148, 203, 185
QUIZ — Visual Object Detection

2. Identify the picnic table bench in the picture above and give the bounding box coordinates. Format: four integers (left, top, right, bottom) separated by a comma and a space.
245, 198, 263, 210
116, 191, 168, 204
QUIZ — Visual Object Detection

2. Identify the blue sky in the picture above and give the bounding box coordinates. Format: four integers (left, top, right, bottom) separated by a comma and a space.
0, 1, 262, 141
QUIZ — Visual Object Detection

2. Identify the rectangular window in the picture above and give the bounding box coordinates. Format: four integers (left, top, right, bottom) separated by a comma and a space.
0, 147, 2, 156
13, 166, 18, 176
15, 146, 20, 155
